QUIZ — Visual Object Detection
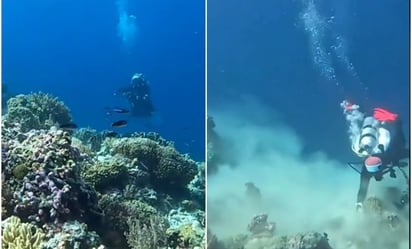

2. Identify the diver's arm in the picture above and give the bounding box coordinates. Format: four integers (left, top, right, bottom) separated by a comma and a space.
357, 168, 371, 203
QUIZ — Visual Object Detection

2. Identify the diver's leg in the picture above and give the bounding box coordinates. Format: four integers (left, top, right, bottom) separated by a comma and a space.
357, 167, 371, 203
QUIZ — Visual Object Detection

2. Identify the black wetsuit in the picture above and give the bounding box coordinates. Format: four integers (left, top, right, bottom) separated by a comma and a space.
116, 75, 155, 117
357, 118, 409, 203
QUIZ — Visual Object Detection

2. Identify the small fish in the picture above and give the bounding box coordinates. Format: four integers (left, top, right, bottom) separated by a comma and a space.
113, 108, 129, 114
105, 107, 129, 115
138, 161, 149, 171
111, 120, 128, 128
59, 123, 78, 130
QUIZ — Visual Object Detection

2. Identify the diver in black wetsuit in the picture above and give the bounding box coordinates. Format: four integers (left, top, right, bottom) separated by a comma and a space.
115, 73, 155, 118
356, 118, 409, 207
341, 100, 409, 210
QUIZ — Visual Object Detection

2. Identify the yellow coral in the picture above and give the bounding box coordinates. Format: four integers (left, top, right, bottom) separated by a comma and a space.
2, 216, 44, 249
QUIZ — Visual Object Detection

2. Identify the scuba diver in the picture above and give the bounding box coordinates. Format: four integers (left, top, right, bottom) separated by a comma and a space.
341, 100, 409, 211
114, 73, 155, 118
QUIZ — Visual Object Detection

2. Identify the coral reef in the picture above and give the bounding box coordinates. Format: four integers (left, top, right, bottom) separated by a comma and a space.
3, 92, 72, 132
1, 92, 205, 249
188, 162, 206, 207
73, 128, 119, 152
167, 208, 206, 248
2, 125, 101, 226
125, 215, 168, 249
81, 156, 129, 191
101, 135, 198, 192
43, 220, 104, 249
99, 193, 159, 233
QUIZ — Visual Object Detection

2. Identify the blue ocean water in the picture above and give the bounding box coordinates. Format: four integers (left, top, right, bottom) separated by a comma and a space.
208, 0, 409, 163
3, 0, 205, 161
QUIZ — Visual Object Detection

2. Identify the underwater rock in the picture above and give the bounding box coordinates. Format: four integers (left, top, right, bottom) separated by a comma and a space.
206, 115, 238, 175
207, 115, 222, 175
243, 232, 331, 249
247, 214, 275, 238
211, 214, 332, 249
340, 196, 409, 249
362, 196, 404, 229
245, 182, 262, 204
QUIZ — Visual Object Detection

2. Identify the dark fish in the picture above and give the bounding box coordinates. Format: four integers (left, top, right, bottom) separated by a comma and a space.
111, 120, 128, 128
59, 123, 78, 130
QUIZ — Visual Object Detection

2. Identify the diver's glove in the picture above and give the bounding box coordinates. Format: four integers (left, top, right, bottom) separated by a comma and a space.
356, 202, 363, 212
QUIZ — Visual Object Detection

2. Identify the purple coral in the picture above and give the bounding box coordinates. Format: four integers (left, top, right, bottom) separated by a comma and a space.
12, 166, 100, 226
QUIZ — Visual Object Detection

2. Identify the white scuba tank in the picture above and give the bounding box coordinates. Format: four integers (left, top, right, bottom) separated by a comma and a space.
358, 117, 379, 154
376, 127, 391, 153
352, 116, 392, 157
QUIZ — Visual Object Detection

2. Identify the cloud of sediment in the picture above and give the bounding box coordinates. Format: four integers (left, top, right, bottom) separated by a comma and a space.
207, 96, 409, 248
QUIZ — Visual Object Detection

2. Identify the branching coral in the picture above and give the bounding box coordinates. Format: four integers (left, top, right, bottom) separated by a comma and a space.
124, 215, 168, 249
2, 216, 45, 249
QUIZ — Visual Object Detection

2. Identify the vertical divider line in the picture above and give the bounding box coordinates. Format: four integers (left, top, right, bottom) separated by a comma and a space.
204, 0, 209, 244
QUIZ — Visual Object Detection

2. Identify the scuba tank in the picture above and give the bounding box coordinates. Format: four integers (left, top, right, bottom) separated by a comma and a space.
358, 117, 379, 154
